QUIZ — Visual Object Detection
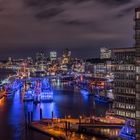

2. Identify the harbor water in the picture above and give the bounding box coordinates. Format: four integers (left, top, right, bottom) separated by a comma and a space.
0, 69, 115, 140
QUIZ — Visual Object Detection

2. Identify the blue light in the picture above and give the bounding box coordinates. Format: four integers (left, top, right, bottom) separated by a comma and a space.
80, 89, 89, 95
119, 122, 136, 140
41, 102, 58, 118
23, 78, 53, 102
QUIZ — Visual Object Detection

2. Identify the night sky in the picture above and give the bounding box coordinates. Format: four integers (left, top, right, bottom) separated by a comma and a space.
0, 0, 140, 59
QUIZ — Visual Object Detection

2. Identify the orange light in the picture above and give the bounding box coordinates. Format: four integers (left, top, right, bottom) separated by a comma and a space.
0, 97, 5, 107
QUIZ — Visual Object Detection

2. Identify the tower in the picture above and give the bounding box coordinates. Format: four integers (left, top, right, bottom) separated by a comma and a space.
135, 7, 140, 138
50, 51, 57, 61
62, 49, 71, 64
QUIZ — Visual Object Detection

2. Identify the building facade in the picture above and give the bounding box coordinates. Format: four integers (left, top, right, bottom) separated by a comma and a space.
112, 48, 136, 119
50, 51, 57, 61
86, 58, 112, 78
112, 8, 140, 138
100, 47, 111, 59
135, 8, 140, 138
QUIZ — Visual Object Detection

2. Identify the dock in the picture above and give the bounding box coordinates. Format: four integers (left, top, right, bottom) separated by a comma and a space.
29, 122, 66, 140
29, 119, 90, 140
26, 109, 125, 140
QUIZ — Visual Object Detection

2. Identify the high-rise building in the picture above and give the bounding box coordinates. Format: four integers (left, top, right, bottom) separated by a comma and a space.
100, 47, 111, 59
7, 57, 12, 65
62, 49, 71, 64
50, 51, 57, 61
112, 48, 136, 121
112, 8, 140, 139
135, 8, 140, 139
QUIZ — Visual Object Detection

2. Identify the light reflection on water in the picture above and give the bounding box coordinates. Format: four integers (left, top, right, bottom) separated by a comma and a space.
0, 97, 5, 107
0, 81, 116, 140
24, 102, 58, 121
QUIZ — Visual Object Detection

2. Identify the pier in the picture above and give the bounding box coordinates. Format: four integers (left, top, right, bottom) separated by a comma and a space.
26, 109, 124, 140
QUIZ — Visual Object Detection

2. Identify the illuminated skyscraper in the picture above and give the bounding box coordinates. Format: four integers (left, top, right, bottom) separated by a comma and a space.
62, 49, 71, 64
50, 51, 57, 61
100, 47, 111, 59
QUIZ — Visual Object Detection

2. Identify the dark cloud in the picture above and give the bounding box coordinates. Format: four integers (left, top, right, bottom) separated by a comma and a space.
60, 19, 90, 26
0, 0, 140, 58
96, 0, 132, 6
24, 0, 90, 7
35, 8, 64, 20
0, 9, 3, 12
24, 0, 64, 7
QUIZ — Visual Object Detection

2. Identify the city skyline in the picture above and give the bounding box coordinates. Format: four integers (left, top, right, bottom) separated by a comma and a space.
0, 3, 140, 140
0, 0, 140, 58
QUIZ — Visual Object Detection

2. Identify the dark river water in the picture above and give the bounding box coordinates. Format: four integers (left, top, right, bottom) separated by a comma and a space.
0, 69, 109, 140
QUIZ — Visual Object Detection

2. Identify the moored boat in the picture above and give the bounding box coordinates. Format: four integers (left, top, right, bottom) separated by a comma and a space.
40, 79, 53, 102
23, 88, 34, 101
40, 89, 53, 102
119, 120, 136, 140
94, 94, 113, 103
80, 88, 90, 95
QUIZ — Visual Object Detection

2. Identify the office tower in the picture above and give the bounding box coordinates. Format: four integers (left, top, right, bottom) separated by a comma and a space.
50, 51, 57, 61
112, 48, 136, 121
135, 8, 140, 138
100, 47, 111, 59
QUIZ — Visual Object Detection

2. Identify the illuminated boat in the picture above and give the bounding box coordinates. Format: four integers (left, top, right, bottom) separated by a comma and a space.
40, 88, 53, 102
94, 94, 113, 103
80, 82, 92, 95
23, 89, 34, 101
33, 94, 40, 103
80, 88, 89, 94
119, 121, 136, 140
93, 87, 113, 103
33, 80, 41, 103
5, 84, 15, 97
80, 88, 91, 95
40, 79, 53, 102
12, 80, 22, 91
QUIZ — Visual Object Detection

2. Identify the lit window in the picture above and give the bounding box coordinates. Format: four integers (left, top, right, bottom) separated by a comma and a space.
136, 75, 140, 81
136, 93, 140, 100
136, 111, 140, 118
136, 66, 140, 73
136, 12, 140, 19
